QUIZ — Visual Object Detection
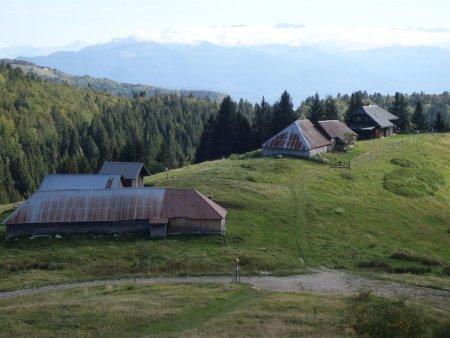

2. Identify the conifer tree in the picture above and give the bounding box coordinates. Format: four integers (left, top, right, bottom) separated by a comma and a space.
434, 111, 447, 132
344, 91, 363, 123
389, 92, 411, 132
272, 91, 296, 133
324, 96, 339, 120
412, 100, 428, 132
308, 93, 324, 123
252, 97, 272, 146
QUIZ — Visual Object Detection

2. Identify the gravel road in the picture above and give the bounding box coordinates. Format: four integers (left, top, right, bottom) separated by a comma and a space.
1, 268, 449, 309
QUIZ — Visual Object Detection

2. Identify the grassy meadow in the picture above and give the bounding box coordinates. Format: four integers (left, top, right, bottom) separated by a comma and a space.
0, 282, 448, 337
0, 134, 449, 291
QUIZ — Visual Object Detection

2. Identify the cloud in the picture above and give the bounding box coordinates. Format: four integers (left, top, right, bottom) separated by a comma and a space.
275, 23, 306, 29
134, 25, 450, 51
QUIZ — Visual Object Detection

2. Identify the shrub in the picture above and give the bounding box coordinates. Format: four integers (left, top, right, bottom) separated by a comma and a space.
393, 266, 431, 274
442, 266, 450, 276
390, 158, 418, 168
358, 260, 392, 272
390, 252, 440, 266
343, 291, 426, 338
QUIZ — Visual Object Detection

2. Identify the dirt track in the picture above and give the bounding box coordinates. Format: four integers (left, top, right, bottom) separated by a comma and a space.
1, 268, 449, 309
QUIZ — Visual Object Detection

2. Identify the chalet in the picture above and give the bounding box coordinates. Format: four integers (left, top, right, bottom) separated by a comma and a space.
316, 120, 358, 150
347, 105, 398, 139
262, 119, 333, 158
99, 162, 149, 187
3, 188, 226, 239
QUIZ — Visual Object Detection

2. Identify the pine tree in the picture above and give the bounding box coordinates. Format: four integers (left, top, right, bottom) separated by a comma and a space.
434, 111, 447, 132
308, 93, 324, 123
389, 92, 411, 132
272, 91, 296, 133
412, 100, 428, 132
344, 91, 363, 123
324, 96, 339, 120
252, 97, 272, 146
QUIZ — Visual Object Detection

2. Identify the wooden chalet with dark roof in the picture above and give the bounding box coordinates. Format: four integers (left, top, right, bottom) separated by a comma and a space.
347, 105, 398, 139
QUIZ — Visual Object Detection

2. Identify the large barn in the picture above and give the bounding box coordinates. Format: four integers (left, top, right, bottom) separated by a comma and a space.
3, 187, 226, 239
262, 119, 332, 158
347, 105, 398, 139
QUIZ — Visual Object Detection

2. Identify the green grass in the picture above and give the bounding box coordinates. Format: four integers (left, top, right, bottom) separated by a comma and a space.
0, 134, 449, 291
0, 283, 448, 337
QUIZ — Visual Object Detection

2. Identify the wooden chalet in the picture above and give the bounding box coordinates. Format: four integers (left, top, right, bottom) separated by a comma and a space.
347, 105, 398, 139
99, 162, 149, 187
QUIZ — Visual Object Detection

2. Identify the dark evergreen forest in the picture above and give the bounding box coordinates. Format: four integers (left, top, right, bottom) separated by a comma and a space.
0, 61, 449, 203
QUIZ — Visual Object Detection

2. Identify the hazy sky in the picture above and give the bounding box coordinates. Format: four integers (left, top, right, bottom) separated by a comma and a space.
2, 0, 450, 50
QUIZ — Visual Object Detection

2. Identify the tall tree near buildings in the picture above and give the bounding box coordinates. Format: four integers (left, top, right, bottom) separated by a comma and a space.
211, 96, 238, 159
324, 96, 339, 120
412, 100, 428, 132
345, 91, 363, 123
272, 91, 296, 133
194, 114, 216, 163
389, 92, 411, 132
434, 111, 447, 132
252, 97, 272, 146
308, 93, 324, 123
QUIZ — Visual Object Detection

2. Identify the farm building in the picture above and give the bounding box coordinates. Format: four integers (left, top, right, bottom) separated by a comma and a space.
262, 119, 332, 158
3, 188, 226, 239
99, 162, 149, 187
347, 105, 398, 139
38, 174, 124, 191
316, 120, 358, 150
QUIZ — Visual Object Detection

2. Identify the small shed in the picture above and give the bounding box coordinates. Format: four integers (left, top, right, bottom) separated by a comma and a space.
316, 120, 358, 150
347, 105, 398, 139
3, 188, 226, 239
262, 119, 331, 158
99, 162, 150, 187
38, 174, 124, 191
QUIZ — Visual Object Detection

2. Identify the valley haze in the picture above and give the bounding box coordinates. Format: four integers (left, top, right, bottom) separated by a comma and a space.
18, 40, 450, 103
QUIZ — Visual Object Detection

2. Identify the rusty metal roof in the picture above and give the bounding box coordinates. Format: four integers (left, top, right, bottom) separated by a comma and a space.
99, 162, 150, 180
3, 188, 226, 225
38, 174, 123, 191
162, 189, 227, 220
317, 120, 357, 142
262, 119, 330, 151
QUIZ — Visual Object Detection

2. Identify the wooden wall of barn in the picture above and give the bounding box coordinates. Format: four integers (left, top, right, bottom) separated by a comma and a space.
167, 218, 225, 234
262, 145, 331, 158
6, 220, 156, 239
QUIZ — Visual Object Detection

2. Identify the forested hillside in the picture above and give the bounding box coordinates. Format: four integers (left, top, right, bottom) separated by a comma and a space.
0, 62, 219, 203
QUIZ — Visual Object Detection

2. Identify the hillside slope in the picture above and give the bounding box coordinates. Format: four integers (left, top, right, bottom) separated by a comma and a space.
0, 134, 448, 291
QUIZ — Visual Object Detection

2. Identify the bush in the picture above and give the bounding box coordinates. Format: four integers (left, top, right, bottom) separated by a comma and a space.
390, 158, 418, 168
390, 252, 440, 266
442, 266, 450, 276
343, 291, 426, 338
393, 266, 431, 274
358, 260, 392, 272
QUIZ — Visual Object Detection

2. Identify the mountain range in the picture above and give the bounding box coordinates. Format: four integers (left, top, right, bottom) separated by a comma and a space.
19, 39, 450, 103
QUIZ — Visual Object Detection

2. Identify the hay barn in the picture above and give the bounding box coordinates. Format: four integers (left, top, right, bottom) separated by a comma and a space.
316, 120, 358, 150
262, 119, 332, 158
3, 188, 226, 239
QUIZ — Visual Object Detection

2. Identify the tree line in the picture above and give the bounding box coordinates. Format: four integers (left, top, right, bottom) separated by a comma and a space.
0, 63, 219, 203
1, 59, 449, 203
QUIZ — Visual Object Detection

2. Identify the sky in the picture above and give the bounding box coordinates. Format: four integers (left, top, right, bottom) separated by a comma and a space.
2, 0, 450, 51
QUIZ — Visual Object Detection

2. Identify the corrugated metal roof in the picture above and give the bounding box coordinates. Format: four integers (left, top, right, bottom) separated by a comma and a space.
262, 119, 331, 151
99, 162, 150, 180
352, 105, 398, 128
162, 189, 227, 220
317, 120, 357, 142
3, 188, 226, 225
38, 174, 122, 191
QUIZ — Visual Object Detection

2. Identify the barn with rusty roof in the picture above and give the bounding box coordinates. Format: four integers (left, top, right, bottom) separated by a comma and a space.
3, 187, 226, 239
262, 119, 332, 158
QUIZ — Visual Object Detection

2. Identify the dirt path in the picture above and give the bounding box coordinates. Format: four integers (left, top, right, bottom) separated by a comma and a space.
1, 268, 448, 309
